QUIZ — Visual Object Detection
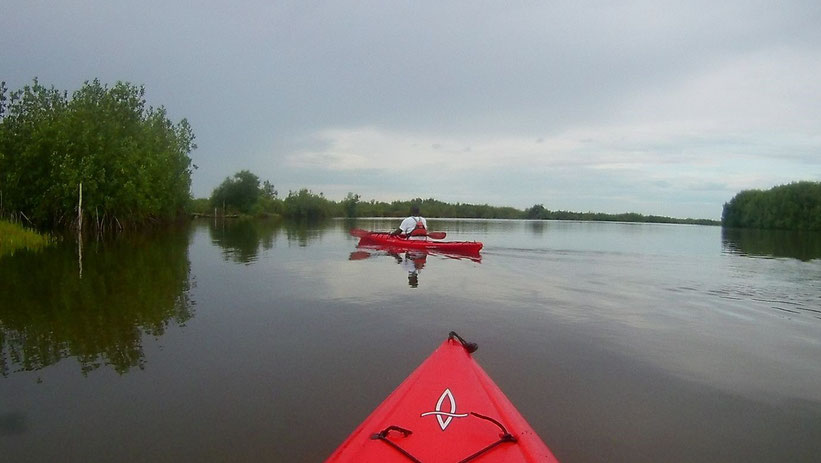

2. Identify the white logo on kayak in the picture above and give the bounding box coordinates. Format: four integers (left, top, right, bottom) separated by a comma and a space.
420, 388, 469, 431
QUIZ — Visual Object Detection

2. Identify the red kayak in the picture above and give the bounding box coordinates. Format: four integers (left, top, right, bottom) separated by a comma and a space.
351, 229, 483, 256
326, 332, 559, 462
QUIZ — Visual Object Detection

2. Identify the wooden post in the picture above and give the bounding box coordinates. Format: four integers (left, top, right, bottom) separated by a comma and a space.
78, 182, 83, 233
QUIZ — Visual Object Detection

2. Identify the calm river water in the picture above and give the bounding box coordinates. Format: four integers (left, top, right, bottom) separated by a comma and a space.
1, 218, 820, 462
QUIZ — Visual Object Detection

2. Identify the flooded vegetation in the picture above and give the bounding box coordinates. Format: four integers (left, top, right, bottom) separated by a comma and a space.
0, 220, 52, 258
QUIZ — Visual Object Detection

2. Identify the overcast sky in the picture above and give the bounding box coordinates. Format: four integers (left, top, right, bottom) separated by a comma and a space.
3, 1, 820, 219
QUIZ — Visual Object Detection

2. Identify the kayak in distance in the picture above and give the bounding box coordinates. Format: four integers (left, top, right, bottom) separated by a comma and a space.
326, 332, 559, 462
350, 228, 483, 257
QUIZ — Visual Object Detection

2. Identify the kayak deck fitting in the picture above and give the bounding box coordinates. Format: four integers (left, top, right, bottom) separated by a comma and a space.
326, 332, 559, 462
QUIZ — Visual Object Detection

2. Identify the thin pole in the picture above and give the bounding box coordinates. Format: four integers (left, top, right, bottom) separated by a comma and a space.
78, 182, 83, 233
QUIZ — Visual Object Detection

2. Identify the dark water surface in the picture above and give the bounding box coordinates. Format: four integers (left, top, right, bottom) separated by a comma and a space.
2, 219, 820, 462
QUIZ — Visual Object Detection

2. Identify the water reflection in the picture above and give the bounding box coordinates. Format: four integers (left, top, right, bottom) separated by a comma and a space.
349, 248, 429, 287
722, 228, 821, 261
207, 218, 330, 264
3, 219, 821, 462
527, 220, 548, 235
0, 411, 26, 436
0, 228, 193, 376
208, 218, 281, 264
284, 220, 328, 247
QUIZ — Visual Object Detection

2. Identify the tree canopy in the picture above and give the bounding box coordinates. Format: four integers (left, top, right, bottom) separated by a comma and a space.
722, 181, 821, 231
0, 78, 195, 229
210, 170, 262, 214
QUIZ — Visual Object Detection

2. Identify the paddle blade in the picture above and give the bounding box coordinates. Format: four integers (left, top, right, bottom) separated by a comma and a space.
427, 231, 446, 239
349, 228, 370, 238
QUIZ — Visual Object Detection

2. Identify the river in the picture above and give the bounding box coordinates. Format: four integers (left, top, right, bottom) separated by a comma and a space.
1, 218, 820, 462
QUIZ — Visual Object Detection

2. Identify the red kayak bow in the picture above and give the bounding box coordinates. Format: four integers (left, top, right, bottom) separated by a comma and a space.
326, 332, 559, 462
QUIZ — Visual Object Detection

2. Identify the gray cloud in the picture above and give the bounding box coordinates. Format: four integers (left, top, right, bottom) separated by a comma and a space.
2, 0, 820, 218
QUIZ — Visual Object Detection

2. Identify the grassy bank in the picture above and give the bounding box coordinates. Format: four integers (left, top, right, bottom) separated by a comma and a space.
0, 220, 53, 257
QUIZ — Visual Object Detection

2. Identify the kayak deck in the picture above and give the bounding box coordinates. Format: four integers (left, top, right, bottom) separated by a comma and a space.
326, 333, 558, 462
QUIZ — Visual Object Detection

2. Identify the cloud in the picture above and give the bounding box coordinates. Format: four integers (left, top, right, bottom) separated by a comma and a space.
274, 28, 821, 219
3, 0, 820, 218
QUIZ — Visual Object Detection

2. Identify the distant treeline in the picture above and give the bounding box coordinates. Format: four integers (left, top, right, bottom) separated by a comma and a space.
0, 79, 195, 230
0, 78, 723, 230
722, 181, 821, 231
520, 204, 718, 225
353, 199, 717, 224
195, 170, 719, 224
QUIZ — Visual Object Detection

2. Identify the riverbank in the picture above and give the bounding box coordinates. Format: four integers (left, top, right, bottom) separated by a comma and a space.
0, 220, 53, 257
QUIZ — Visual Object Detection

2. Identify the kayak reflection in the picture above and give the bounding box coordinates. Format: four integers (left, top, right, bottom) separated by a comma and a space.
349, 244, 480, 288
349, 247, 427, 287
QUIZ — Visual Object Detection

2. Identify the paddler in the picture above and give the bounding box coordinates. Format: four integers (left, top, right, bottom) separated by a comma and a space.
390, 205, 428, 240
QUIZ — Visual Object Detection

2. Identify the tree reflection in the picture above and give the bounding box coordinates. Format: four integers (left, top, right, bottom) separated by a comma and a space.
527, 220, 547, 235
207, 218, 329, 263
284, 220, 327, 247
208, 218, 281, 264
722, 228, 821, 261
0, 228, 193, 376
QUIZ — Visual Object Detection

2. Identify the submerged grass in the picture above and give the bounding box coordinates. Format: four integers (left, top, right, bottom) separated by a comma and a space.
0, 220, 54, 258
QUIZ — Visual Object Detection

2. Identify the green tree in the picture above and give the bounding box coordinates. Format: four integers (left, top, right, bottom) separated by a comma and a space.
210, 170, 261, 214
283, 188, 333, 219
262, 180, 278, 200
722, 182, 821, 231
525, 204, 548, 219
0, 78, 195, 229
341, 192, 360, 218
0, 81, 7, 118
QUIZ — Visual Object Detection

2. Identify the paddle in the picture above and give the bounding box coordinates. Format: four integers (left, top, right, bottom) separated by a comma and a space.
421, 231, 447, 239
349, 228, 447, 239
349, 228, 371, 238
